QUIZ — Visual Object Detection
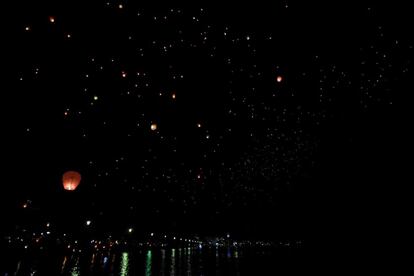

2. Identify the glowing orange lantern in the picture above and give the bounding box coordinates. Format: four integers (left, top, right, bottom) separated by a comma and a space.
62, 171, 81, 191
276, 75, 283, 83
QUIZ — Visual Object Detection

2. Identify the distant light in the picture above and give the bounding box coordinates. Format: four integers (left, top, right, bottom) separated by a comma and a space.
121, 71, 127, 78
22, 203, 28, 208
150, 123, 157, 131
93, 96, 99, 101
197, 123, 202, 128
173, 237, 176, 240
86, 220, 91, 226
46, 223, 50, 227
118, 4, 123, 9
276, 76, 283, 83
25, 26, 31, 31
46, 231, 51, 235
66, 33, 71, 38
49, 16, 55, 23
128, 228, 133, 233
227, 234, 230, 238
172, 93, 176, 99
150, 233, 154, 237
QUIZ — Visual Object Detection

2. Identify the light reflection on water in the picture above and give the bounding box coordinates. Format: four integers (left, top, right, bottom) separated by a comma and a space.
186, 248, 191, 276
170, 249, 175, 276
5, 247, 301, 275
145, 250, 152, 276
61, 256, 68, 273
120, 252, 129, 276
70, 257, 80, 276
160, 249, 166, 276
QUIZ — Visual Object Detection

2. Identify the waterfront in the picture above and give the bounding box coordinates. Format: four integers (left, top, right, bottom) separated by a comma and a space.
2, 246, 303, 275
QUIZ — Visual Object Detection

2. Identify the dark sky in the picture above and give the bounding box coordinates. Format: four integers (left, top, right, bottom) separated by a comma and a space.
2, 3, 409, 239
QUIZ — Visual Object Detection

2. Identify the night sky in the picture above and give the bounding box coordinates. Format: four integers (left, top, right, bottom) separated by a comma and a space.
3, 3, 409, 240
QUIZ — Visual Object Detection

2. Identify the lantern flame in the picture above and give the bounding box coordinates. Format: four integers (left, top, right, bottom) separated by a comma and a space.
276, 76, 283, 83
62, 171, 81, 191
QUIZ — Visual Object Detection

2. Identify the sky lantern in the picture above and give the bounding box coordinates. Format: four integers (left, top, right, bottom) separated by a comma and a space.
62, 171, 81, 191
276, 75, 283, 83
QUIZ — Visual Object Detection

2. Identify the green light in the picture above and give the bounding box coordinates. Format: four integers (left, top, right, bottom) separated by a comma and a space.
120, 252, 129, 276
145, 250, 152, 276
70, 258, 80, 276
